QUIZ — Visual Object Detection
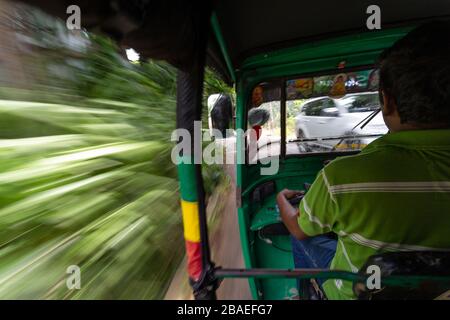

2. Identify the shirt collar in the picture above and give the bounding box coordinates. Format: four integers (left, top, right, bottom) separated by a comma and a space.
364, 129, 450, 151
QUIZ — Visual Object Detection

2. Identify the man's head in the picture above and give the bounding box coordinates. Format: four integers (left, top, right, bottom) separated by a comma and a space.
378, 21, 450, 132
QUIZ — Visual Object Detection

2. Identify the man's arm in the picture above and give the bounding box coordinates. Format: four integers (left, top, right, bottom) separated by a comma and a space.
276, 189, 309, 240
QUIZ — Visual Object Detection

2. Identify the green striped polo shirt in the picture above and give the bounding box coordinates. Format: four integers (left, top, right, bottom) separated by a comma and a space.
298, 129, 450, 300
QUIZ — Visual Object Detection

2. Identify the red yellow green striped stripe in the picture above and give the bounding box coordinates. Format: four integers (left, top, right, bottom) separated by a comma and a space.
177, 157, 203, 281
180, 199, 203, 281
184, 240, 202, 281
181, 200, 201, 243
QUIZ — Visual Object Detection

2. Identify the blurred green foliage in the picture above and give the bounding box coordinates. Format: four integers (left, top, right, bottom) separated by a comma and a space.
0, 4, 231, 299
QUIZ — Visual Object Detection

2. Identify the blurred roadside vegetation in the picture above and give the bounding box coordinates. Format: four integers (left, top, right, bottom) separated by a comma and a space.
0, 2, 232, 299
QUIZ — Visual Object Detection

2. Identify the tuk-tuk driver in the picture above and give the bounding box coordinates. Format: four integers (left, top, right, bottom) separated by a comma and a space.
277, 21, 450, 299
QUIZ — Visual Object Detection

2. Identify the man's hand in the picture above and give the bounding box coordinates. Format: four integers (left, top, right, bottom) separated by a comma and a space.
277, 189, 304, 202
276, 189, 309, 240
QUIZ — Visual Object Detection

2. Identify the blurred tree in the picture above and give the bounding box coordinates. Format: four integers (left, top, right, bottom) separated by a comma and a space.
0, 1, 231, 299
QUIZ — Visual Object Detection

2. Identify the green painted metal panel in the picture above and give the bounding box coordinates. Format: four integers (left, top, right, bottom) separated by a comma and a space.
237, 206, 259, 299
177, 157, 198, 202
241, 27, 413, 71
254, 235, 297, 300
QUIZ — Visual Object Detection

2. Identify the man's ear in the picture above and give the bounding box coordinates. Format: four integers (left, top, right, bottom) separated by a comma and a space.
381, 90, 396, 116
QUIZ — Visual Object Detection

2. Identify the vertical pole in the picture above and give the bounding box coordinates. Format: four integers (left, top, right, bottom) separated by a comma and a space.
175, 2, 217, 300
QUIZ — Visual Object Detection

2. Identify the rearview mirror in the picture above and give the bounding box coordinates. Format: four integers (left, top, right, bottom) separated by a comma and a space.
208, 94, 234, 138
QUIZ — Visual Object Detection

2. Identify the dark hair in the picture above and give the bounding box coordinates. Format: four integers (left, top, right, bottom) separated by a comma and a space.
378, 21, 450, 125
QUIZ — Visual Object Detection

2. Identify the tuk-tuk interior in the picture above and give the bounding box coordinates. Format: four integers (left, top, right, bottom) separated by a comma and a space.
234, 26, 448, 299
19, 0, 450, 300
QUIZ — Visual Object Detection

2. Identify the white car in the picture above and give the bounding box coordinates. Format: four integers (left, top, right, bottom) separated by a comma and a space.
294, 92, 387, 150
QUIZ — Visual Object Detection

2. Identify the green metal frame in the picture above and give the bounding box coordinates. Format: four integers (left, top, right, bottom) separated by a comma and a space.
230, 26, 416, 299
211, 17, 450, 300
211, 13, 237, 83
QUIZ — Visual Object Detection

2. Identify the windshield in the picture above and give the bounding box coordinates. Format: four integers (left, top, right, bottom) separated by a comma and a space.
247, 69, 388, 161
286, 92, 387, 155
284, 68, 387, 155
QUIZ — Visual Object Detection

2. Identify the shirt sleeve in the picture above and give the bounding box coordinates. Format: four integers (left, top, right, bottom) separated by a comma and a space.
298, 169, 339, 236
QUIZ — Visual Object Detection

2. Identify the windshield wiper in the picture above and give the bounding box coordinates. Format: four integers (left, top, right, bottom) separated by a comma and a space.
288, 133, 383, 144
358, 108, 381, 130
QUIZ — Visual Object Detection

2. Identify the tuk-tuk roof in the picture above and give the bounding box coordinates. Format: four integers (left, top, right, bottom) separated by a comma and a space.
214, 0, 450, 77
19, 0, 450, 84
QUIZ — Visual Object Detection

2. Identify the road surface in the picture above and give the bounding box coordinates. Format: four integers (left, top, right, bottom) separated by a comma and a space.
165, 139, 252, 300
